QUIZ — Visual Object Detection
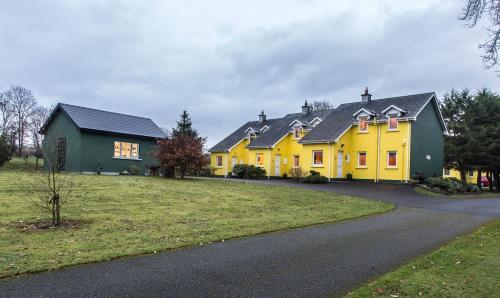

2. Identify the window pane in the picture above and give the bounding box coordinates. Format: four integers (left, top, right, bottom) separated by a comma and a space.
360, 117, 368, 131
389, 116, 398, 129
131, 143, 139, 159
216, 156, 222, 167
121, 142, 131, 158
294, 155, 300, 167
256, 154, 264, 166
313, 151, 323, 165
294, 128, 300, 138
359, 153, 366, 166
114, 142, 120, 157
388, 152, 397, 167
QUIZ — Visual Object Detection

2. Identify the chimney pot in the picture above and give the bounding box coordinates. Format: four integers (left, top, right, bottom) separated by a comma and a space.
301, 100, 311, 114
258, 109, 266, 123
361, 87, 372, 103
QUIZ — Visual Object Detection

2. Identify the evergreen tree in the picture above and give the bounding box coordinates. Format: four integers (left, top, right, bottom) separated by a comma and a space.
441, 89, 474, 182
172, 110, 198, 138
0, 135, 12, 169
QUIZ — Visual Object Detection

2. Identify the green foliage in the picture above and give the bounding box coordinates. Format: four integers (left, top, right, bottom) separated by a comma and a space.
247, 165, 266, 179
346, 173, 353, 181
281, 173, 288, 179
232, 164, 248, 178
288, 167, 304, 182
0, 135, 12, 168
232, 164, 266, 179
128, 164, 140, 175
441, 88, 500, 191
302, 170, 329, 184
172, 110, 198, 138
425, 177, 480, 194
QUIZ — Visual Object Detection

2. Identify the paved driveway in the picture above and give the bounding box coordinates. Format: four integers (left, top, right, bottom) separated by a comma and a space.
1, 180, 499, 298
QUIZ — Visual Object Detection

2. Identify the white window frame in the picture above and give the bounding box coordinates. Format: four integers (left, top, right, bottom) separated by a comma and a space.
388, 114, 399, 131
256, 153, 264, 167
293, 155, 300, 168
293, 127, 301, 139
387, 151, 397, 168
357, 152, 367, 167
359, 117, 368, 132
113, 141, 140, 160
216, 156, 223, 167
312, 150, 324, 166
443, 168, 450, 176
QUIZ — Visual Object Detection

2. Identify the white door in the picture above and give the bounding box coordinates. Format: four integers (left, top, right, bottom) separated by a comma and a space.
274, 155, 281, 176
337, 151, 343, 178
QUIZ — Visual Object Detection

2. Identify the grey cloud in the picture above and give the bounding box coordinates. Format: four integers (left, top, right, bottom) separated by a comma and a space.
0, 1, 497, 148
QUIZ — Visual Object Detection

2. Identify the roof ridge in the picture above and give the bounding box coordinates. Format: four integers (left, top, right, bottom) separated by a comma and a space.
59, 102, 153, 121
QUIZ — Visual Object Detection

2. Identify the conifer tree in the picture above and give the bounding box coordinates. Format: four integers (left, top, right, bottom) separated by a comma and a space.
172, 110, 198, 138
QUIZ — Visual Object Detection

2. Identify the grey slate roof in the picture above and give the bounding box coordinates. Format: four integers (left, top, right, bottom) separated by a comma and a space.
209, 109, 334, 152
300, 92, 436, 143
247, 109, 334, 148
210, 92, 439, 151
41, 103, 166, 139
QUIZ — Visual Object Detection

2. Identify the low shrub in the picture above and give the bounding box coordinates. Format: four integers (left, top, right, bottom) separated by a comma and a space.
232, 164, 248, 178
302, 170, 328, 184
346, 173, 353, 181
129, 165, 140, 175
282, 173, 288, 179
246, 165, 266, 179
288, 167, 304, 182
425, 177, 479, 194
232, 164, 266, 179
195, 166, 213, 177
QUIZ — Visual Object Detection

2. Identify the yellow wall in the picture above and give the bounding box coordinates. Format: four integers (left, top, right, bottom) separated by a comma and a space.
210, 119, 412, 181
443, 169, 478, 183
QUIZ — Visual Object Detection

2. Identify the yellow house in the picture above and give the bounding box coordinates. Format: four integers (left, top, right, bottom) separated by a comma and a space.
443, 168, 478, 183
210, 89, 447, 182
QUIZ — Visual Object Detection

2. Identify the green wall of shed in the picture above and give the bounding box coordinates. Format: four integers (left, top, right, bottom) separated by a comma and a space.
42, 111, 82, 171
42, 110, 159, 174
80, 133, 158, 174
410, 98, 444, 178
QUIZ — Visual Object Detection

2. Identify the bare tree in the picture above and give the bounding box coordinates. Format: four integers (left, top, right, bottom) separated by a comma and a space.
5, 86, 37, 155
0, 89, 14, 137
312, 99, 334, 111
459, 1, 500, 69
30, 105, 51, 170
30, 132, 74, 226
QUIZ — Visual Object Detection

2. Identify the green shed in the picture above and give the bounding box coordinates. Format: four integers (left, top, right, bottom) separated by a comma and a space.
40, 103, 166, 175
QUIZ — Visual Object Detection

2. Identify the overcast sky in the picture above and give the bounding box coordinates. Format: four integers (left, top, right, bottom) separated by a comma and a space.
0, 0, 498, 147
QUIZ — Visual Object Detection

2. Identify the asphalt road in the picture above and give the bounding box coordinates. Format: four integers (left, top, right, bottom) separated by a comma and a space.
1, 180, 499, 298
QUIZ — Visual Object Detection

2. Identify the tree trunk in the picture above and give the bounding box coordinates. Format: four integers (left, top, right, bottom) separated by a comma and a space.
54, 194, 60, 226
51, 199, 56, 226
495, 170, 500, 193
460, 169, 466, 183
486, 171, 493, 192
35, 156, 39, 171
476, 169, 482, 190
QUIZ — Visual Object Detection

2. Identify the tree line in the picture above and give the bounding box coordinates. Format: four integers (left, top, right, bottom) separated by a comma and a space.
441, 88, 500, 192
0, 86, 50, 164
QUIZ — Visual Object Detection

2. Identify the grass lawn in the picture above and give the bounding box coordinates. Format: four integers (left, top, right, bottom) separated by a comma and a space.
348, 220, 500, 297
415, 186, 500, 199
0, 162, 393, 278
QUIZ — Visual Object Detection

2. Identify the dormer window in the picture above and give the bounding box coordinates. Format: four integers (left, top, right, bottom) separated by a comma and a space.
260, 125, 269, 133
388, 114, 398, 130
293, 127, 301, 139
359, 117, 368, 132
